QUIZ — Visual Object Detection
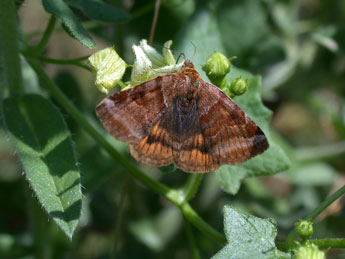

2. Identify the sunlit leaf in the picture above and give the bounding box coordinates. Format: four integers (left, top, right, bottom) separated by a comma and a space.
212, 206, 291, 259
42, 0, 96, 49
2, 94, 82, 238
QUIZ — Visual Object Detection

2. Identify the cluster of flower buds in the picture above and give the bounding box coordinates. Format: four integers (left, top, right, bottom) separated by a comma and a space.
202, 52, 248, 98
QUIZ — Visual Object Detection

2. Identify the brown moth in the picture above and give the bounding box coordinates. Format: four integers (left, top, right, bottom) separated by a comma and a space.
96, 60, 269, 173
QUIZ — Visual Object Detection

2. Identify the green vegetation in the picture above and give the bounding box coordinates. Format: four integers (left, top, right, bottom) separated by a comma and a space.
0, 0, 344, 258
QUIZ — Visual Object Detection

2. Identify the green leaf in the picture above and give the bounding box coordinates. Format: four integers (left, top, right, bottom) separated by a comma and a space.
212, 206, 290, 259
217, 0, 270, 56
42, 0, 96, 49
175, 8, 226, 76
175, 7, 290, 194
64, 0, 129, 22
2, 94, 82, 238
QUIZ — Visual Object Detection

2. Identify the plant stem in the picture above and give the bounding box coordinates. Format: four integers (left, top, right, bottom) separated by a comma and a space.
306, 184, 345, 221
26, 185, 50, 259
287, 183, 345, 246
309, 238, 345, 249
277, 238, 345, 252
0, 0, 24, 96
149, 0, 161, 45
26, 58, 225, 243
295, 141, 345, 162
181, 203, 226, 244
35, 15, 56, 54
181, 174, 203, 203
38, 56, 91, 71
184, 217, 201, 259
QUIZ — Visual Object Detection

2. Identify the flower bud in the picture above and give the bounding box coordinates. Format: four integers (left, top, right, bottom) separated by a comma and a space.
227, 77, 248, 96
296, 220, 314, 239
202, 52, 231, 86
295, 243, 325, 259
89, 46, 126, 94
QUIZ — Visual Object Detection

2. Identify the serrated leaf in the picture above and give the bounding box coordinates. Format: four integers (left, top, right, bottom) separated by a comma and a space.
65, 0, 129, 22
175, 7, 290, 195
2, 94, 82, 238
212, 206, 290, 259
42, 0, 96, 49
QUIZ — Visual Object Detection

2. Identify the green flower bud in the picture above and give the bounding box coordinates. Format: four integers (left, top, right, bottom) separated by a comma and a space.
296, 220, 314, 239
89, 46, 126, 94
202, 52, 232, 86
227, 77, 248, 96
295, 243, 325, 259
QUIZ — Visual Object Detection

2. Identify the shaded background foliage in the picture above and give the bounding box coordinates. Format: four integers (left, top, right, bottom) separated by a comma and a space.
0, 0, 345, 258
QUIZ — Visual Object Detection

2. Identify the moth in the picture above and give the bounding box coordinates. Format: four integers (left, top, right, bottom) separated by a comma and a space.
96, 60, 269, 173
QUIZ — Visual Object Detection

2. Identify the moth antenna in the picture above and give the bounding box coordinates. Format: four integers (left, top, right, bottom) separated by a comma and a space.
176, 53, 186, 64
190, 41, 197, 62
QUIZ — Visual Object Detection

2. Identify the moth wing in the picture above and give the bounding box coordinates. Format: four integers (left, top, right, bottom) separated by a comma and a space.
96, 75, 175, 144
177, 82, 269, 173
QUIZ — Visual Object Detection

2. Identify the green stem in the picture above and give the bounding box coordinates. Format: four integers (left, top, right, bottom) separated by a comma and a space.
287, 184, 345, 246
295, 141, 345, 162
309, 238, 345, 249
277, 238, 345, 251
183, 217, 201, 259
26, 186, 50, 259
306, 184, 345, 221
35, 15, 56, 54
0, 0, 24, 96
26, 58, 225, 243
181, 203, 226, 244
38, 56, 91, 71
180, 174, 203, 203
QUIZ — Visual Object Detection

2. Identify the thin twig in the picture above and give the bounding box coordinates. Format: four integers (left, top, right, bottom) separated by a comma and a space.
286, 183, 345, 246
149, 0, 161, 45
38, 56, 91, 71
35, 15, 56, 54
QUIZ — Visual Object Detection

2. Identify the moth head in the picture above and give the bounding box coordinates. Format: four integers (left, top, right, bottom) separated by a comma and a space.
183, 60, 194, 69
